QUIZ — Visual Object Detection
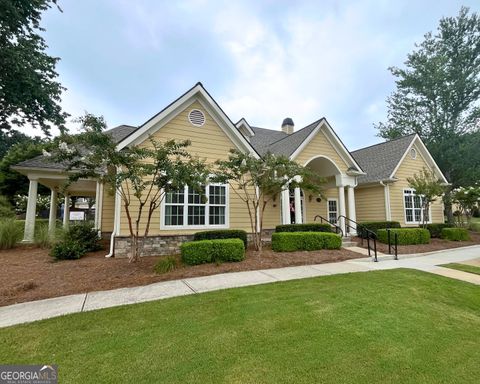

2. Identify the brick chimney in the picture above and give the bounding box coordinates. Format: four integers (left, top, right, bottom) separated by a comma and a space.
281, 117, 294, 134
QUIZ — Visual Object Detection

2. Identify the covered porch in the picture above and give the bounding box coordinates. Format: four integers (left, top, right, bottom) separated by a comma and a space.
11, 165, 103, 242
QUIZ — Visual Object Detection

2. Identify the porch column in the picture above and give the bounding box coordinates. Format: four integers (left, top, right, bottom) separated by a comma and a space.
281, 187, 291, 224
23, 177, 38, 242
347, 185, 357, 235
294, 187, 302, 224
48, 188, 58, 236
338, 185, 346, 236
63, 194, 70, 229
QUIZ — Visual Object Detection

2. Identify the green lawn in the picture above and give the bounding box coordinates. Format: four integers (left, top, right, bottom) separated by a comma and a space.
442, 262, 480, 276
1, 269, 479, 383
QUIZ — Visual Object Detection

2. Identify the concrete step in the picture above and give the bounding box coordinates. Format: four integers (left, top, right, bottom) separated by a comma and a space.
342, 241, 358, 248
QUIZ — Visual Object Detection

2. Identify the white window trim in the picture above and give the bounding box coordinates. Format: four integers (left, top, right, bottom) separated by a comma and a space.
160, 183, 229, 230
327, 198, 339, 224
403, 188, 432, 225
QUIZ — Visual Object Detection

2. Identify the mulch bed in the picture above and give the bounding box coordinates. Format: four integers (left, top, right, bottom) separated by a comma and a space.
0, 245, 362, 307
354, 231, 480, 255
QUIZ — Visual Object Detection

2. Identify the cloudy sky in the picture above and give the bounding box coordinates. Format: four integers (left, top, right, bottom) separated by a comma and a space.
38, 0, 477, 150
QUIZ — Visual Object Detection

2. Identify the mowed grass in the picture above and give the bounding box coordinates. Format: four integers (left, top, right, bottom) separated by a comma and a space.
442, 262, 480, 276
1, 269, 479, 383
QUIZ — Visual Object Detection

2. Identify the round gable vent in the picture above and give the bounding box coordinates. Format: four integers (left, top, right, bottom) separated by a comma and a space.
188, 109, 206, 127
410, 148, 417, 159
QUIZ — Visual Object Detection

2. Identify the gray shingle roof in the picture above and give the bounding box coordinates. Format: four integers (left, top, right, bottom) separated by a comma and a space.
14, 125, 138, 170
249, 119, 321, 157
351, 134, 416, 184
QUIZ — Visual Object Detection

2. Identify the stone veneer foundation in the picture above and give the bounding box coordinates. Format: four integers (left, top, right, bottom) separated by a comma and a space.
113, 229, 275, 258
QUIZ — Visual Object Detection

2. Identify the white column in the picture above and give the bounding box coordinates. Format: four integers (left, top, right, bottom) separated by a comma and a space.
96, 182, 104, 235
347, 185, 357, 235
63, 194, 70, 229
48, 188, 58, 236
294, 187, 302, 224
281, 187, 291, 224
23, 178, 38, 242
338, 185, 346, 236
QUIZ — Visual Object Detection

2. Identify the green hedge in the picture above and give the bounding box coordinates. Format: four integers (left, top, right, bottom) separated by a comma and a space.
423, 223, 452, 238
377, 228, 430, 245
441, 228, 470, 241
271, 232, 341, 252
193, 229, 248, 248
275, 223, 332, 233
181, 239, 245, 265
357, 221, 401, 237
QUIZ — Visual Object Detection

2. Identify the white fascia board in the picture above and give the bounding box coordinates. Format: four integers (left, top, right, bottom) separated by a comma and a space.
235, 118, 255, 137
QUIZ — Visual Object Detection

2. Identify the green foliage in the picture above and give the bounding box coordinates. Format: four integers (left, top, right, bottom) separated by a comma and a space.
469, 222, 480, 232
271, 232, 341, 252
275, 223, 332, 233
214, 149, 325, 250
424, 223, 452, 238
441, 228, 470, 241
0, 218, 23, 249
451, 186, 480, 226
193, 229, 248, 248
377, 228, 431, 245
154, 256, 178, 274
63, 222, 101, 252
0, 196, 15, 218
50, 240, 85, 260
357, 221, 401, 236
181, 239, 245, 265
0, 0, 67, 134
375, 7, 480, 189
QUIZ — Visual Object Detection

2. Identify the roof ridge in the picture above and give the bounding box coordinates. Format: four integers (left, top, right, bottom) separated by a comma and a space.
267, 118, 324, 147
351, 133, 416, 154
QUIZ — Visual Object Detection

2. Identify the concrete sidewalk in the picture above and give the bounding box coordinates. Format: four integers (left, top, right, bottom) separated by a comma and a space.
1, 245, 479, 328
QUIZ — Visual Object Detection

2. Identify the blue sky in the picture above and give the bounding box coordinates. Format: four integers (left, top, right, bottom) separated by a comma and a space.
37, 0, 478, 150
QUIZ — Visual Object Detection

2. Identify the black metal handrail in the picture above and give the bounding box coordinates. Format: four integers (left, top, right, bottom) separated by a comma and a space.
337, 215, 378, 262
387, 229, 399, 260
313, 215, 344, 237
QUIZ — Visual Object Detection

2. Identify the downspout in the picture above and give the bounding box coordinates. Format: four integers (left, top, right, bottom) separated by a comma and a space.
105, 187, 121, 258
380, 181, 392, 221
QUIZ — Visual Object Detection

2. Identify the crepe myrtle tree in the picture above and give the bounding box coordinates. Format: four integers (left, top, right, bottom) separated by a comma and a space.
50, 113, 210, 262
214, 149, 325, 251
451, 185, 480, 227
407, 168, 446, 228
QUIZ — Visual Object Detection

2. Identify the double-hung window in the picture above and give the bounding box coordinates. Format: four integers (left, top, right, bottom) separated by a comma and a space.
403, 189, 430, 224
162, 184, 228, 229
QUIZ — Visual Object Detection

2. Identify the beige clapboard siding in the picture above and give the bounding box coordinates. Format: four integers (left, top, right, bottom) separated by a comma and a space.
261, 195, 281, 230
304, 186, 339, 223
101, 184, 115, 232
294, 129, 349, 172
117, 101, 253, 236
355, 186, 386, 222
389, 143, 444, 226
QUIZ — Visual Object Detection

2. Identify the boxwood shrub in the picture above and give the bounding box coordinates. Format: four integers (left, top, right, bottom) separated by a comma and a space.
377, 228, 430, 245
441, 228, 470, 241
50, 239, 85, 260
357, 221, 401, 237
193, 229, 248, 248
275, 223, 332, 233
423, 223, 452, 238
271, 232, 341, 252
181, 238, 245, 265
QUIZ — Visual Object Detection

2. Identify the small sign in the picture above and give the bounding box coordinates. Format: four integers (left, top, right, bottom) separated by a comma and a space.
69, 211, 85, 221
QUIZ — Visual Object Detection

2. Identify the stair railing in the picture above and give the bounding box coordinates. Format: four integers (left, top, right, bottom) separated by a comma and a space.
313, 215, 344, 237
338, 215, 378, 262
387, 229, 399, 260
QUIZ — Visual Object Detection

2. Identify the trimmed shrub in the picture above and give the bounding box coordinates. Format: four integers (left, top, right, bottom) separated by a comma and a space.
0, 196, 15, 218
441, 228, 470, 241
0, 218, 23, 249
271, 232, 341, 252
50, 240, 85, 260
423, 223, 452, 238
357, 221, 401, 237
154, 256, 178, 274
64, 222, 102, 252
193, 229, 248, 248
181, 239, 245, 265
275, 223, 332, 233
377, 228, 430, 245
